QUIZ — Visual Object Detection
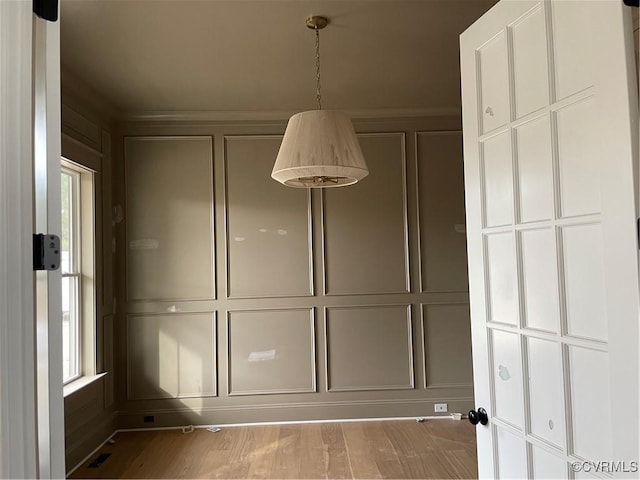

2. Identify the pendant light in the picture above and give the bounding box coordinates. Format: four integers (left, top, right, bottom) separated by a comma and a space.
271, 16, 369, 188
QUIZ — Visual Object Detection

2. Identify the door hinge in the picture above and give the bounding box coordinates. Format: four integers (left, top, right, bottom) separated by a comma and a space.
33, 0, 59, 22
623, 0, 639, 7
33, 234, 61, 271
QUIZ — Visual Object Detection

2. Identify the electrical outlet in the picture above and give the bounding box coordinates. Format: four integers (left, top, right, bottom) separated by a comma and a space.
434, 403, 448, 413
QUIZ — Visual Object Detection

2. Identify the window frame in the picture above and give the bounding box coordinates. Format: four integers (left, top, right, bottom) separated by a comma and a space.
61, 166, 82, 384
61, 158, 97, 387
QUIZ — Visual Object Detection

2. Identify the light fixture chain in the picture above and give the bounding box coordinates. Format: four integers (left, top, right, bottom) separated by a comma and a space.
315, 27, 322, 110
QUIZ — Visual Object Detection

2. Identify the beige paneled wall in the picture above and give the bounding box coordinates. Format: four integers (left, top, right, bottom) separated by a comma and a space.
114, 116, 472, 428
323, 134, 409, 295
225, 136, 313, 298
422, 304, 473, 388
228, 308, 316, 395
125, 137, 215, 301
326, 305, 413, 391
61, 98, 116, 471
127, 313, 217, 399
417, 132, 468, 292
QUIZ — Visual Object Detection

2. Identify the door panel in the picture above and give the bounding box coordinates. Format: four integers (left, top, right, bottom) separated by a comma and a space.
526, 337, 564, 448
568, 346, 612, 461
531, 446, 567, 479
551, 2, 593, 100
561, 224, 607, 341
511, 3, 549, 118
491, 329, 524, 429
515, 115, 554, 223
485, 232, 518, 326
478, 32, 510, 134
519, 228, 560, 333
461, 1, 639, 477
555, 98, 600, 217
496, 428, 527, 479
481, 131, 513, 227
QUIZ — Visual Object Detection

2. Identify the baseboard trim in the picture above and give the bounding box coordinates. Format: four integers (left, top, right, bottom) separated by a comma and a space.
116, 398, 474, 430
117, 414, 462, 433
117, 396, 474, 416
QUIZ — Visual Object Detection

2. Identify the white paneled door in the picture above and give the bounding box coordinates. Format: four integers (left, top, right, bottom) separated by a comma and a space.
461, 1, 639, 478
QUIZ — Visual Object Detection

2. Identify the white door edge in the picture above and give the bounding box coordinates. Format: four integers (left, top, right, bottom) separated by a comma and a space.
0, 1, 38, 477
33, 11, 66, 479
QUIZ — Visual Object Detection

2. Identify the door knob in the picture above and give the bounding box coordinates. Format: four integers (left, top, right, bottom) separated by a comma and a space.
468, 407, 489, 426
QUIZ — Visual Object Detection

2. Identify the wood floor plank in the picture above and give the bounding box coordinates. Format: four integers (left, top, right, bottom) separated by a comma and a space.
321, 422, 353, 479
341, 422, 383, 478
225, 426, 258, 479
245, 425, 280, 479
69, 420, 477, 479
297, 424, 330, 479
272, 424, 301, 478
382, 421, 435, 479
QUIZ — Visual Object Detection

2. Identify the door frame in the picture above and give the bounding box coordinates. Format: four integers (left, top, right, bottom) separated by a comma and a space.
0, 1, 38, 477
0, 2, 65, 477
33, 8, 66, 479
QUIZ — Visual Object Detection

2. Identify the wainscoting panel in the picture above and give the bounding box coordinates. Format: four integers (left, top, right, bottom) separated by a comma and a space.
127, 312, 217, 400
416, 131, 468, 292
322, 133, 409, 295
115, 117, 475, 431
103, 315, 114, 408
422, 304, 473, 389
62, 104, 102, 152
224, 136, 313, 299
326, 305, 413, 392
227, 308, 316, 395
125, 136, 215, 301
61, 98, 116, 473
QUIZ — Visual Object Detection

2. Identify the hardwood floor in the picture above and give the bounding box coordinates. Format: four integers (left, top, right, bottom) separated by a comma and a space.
70, 419, 478, 479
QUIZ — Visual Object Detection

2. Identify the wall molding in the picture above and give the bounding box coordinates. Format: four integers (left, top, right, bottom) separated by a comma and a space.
126, 312, 218, 401
123, 135, 216, 303
222, 135, 315, 299
116, 120, 474, 438
62, 133, 102, 173
321, 132, 411, 296
115, 397, 475, 430
324, 304, 414, 392
415, 130, 468, 294
421, 303, 474, 390
61, 66, 121, 125
226, 307, 317, 396
122, 107, 462, 124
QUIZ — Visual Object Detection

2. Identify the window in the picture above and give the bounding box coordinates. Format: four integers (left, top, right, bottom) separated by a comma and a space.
61, 159, 96, 385
61, 166, 80, 382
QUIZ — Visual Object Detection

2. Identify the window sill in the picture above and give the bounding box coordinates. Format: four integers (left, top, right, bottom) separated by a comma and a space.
63, 372, 108, 398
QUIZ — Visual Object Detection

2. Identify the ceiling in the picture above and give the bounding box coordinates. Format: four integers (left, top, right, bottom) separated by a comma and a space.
60, 0, 498, 117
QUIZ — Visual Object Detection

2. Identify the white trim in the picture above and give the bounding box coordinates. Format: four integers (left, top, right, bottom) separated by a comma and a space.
121, 107, 462, 123
596, 2, 640, 466
0, 2, 38, 477
179, 415, 462, 429
33, 14, 66, 478
63, 372, 108, 398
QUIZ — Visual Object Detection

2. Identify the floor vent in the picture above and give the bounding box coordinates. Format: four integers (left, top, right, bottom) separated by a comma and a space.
88, 453, 111, 469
